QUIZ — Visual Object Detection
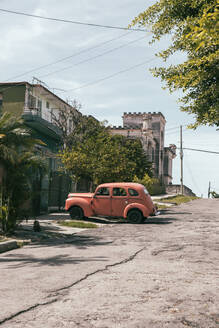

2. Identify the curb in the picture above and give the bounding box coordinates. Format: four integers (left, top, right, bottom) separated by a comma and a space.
0, 239, 30, 254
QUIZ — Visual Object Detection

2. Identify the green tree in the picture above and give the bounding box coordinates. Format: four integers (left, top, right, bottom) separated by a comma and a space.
0, 112, 47, 232
131, 0, 219, 127
133, 173, 165, 195
60, 118, 152, 189
50, 99, 82, 148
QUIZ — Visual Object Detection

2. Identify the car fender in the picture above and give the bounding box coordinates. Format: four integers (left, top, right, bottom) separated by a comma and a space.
123, 203, 150, 218
65, 197, 94, 217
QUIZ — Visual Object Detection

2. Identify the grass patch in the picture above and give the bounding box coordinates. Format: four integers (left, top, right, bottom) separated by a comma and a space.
158, 195, 198, 205
156, 204, 169, 209
57, 220, 98, 229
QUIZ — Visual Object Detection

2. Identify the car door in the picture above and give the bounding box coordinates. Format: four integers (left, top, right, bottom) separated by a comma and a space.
111, 187, 128, 217
92, 186, 111, 216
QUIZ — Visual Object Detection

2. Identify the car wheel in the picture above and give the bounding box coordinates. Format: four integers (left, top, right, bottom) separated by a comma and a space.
69, 206, 84, 220
127, 210, 143, 224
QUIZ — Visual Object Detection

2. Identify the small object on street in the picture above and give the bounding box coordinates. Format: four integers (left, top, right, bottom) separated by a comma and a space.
33, 220, 41, 232
154, 211, 160, 216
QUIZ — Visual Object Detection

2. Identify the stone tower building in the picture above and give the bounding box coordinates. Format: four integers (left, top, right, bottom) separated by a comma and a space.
110, 112, 176, 185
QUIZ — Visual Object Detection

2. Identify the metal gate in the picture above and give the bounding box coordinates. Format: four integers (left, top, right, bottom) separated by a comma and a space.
48, 172, 72, 211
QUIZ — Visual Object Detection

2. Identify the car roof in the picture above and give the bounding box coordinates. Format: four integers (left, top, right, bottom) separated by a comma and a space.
97, 182, 144, 189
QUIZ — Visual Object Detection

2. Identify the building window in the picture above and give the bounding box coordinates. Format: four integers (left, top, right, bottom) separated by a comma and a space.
152, 148, 155, 161
37, 99, 42, 115
69, 119, 72, 133
46, 101, 50, 109
28, 95, 36, 108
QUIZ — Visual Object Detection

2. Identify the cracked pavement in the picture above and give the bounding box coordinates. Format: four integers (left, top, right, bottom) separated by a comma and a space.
0, 198, 218, 327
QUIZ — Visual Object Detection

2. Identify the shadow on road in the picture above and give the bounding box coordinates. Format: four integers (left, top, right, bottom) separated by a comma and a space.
161, 210, 192, 215
82, 217, 126, 224
145, 216, 178, 224
0, 252, 108, 268
35, 211, 182, 226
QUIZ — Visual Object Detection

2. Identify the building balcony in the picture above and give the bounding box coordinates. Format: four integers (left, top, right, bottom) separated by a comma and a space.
22, 108, 62, 141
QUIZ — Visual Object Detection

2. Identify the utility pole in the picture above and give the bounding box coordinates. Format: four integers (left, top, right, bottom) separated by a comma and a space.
208, 181, 211, 198
180, 125, 184, 195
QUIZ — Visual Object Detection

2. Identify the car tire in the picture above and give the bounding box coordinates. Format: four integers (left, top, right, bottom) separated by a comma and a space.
127, 209, 143, 224
69, 206, 84, 220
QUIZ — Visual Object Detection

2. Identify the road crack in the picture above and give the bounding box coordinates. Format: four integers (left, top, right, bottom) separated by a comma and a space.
48, 245, 146, 296
151, 244, 184, 256
0, 246, 146, 325
0, 298, 58, 325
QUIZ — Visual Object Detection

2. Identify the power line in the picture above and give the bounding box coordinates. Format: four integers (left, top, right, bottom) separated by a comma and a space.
182, 147, 219, 154
165, 128, 187, 136
165, 124, 187, 132
184, 153, 202, 195
4, 31, 133, 82
40, 36, 146, 79
0, 8, 148, 32
0, 57, 158, 96
62, 57, 157, 93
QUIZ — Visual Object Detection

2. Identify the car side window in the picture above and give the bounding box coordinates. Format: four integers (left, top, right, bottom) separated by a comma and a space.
113, 188, 127, 196
96, 187, 110, 196
128, 188, 139, 197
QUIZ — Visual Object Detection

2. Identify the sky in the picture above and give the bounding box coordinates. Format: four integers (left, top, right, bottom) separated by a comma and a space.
0, 0, 218, 197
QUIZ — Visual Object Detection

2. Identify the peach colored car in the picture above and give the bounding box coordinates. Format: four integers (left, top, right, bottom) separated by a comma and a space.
65, 182, 157, 224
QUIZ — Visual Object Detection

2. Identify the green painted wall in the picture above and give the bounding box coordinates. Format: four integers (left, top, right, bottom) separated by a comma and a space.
0, 84, 26, 115
30, 128, 61, 153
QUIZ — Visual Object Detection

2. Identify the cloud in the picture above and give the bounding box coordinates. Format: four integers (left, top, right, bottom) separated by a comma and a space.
0, 0, 218, 197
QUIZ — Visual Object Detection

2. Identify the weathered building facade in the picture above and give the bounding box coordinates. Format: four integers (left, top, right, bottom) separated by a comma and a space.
111, 112, 176, 185
0, 81, 80, 214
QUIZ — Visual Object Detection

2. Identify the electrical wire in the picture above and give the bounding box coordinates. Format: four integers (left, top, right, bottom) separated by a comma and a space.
183, 151, 202, 195
165, 124, 187, 132
165, 127, 187, 136
0, 8, 148, 32
40, 36, 146, 79
0, 56, 158, 95
4, 31, 134, 82
61, 57, 158, 93
182, 147, 219, 155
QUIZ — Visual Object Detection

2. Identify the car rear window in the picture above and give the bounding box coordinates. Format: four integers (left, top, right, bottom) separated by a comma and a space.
128, 188, 139, 196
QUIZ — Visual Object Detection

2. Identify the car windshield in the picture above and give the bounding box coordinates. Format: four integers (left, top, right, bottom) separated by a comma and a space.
96, 187, 110, 196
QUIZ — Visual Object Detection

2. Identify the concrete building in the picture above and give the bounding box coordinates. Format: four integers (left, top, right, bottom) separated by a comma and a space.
110, 112, 176, 185
0, 81, 81, 214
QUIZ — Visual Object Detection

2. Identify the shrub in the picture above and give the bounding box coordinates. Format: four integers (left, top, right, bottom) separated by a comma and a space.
133, 174, 165, 195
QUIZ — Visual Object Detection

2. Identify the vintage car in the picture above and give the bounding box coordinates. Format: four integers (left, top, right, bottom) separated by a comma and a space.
65, 182, 157, 224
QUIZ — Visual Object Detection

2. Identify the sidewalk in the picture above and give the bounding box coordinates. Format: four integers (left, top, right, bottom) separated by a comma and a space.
0, 195, 176, 254
151, 193, 177, 200
151, 194, 177, 207
0, 212, 97, 254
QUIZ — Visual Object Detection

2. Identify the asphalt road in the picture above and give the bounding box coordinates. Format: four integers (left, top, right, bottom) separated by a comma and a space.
0, 199, 218, 328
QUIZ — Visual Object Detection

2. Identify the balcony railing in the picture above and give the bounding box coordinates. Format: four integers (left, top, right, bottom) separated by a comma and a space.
23, 107, 42, 117
22, 108, 62, 140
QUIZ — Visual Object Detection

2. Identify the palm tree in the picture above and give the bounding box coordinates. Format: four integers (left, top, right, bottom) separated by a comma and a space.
0, 112, 47, 233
